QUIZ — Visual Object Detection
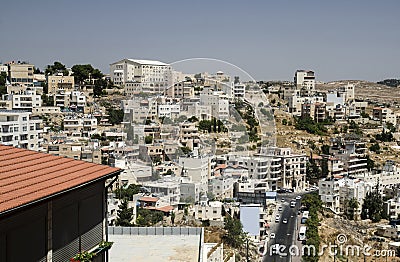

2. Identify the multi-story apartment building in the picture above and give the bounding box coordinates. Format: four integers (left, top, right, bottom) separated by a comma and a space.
228, 147, 307, 192
63, 114, 97, 136
179, 156, 213, 193
143, 177, 181, 205
294, 70, 315, 97
319, 176, 373, 215
329, 138, 368, 176
47, 74, 75, 94
169, 80, 195, 98
384, 197, 400, 221
4, 86, 42, 111
0, 64, 8, 75
373, 107, 397, 126
158, 103, 180, 119
288, 95, 324, 116
194, 201, 223, 221
180, 178, 201, 203
355, 160, 400, 194
249, 147, 307, 191
45, 142, 102, 164
0, 109, 43, 151
54, 90, 86, 112
122, 98, 158, 123
179, 122, 200, 151
199, 87, 229, 120
110, 59, 173, 95
6, 62, 34, 86
318, 177, 343, 213
187, 103, 213, 121
208, 176, 235, 199
231, 82, 246, 99
301, 102, 326, 122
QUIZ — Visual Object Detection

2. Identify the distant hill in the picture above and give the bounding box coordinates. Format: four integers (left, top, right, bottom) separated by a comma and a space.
377, 79, 400, 88
316, 80, 400, 106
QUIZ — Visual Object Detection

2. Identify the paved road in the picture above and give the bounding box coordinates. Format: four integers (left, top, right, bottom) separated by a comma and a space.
263, 192, 303, 262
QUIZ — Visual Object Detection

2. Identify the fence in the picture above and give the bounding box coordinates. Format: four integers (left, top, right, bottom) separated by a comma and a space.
108, 226, 203, 236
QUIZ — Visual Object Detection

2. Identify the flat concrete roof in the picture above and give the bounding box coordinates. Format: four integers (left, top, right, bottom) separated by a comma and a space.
109, 234, 200, 262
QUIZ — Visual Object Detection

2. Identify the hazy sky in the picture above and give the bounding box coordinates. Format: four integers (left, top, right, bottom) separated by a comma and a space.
1, 0, 399, 82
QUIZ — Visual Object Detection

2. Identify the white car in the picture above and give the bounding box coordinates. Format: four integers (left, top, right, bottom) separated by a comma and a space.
282, 218, 288, 224
270, 233, 275, 239
296, 196, 302, 200
278, 206, 283, 211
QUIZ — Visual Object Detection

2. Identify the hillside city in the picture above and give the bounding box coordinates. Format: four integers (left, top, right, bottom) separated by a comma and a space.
1, 59, 400, 262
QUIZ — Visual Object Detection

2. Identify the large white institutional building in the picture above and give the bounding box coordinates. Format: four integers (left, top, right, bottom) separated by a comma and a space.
110, 59, 173, 95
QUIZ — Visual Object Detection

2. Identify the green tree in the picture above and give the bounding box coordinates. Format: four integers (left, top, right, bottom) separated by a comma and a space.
0, 72, 7, 96
45, 61, 69, 76
375, 129, 394, 142
107, 108, 124, 125
175, 115, 187, 123
165, 169, 174, 176
188, 116, 199, 122
145, 135, 153, 144
114, 184, 141, 200
295, 116, 327, 135
171, 211, 175, 225
93, 78, 109, 97
369, 143, 380, 154
198, 120, 212, 132
306, 159, 321, 180
301, 192, 322, 211
223, 215, 246, 248
71, 64, 103, 85
321, 144, 330, 155
361, 183, 384, 222
115, 199, 133, 226
346, 198, 359, 220
180, 146, 192, 155
366, 155, 375, 171
136, 208, 164, 226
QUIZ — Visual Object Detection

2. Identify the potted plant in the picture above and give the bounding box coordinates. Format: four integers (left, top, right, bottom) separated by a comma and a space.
70, 251, 94, 262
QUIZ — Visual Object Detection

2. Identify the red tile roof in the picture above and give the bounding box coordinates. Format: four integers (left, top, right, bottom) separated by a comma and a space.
0, 145, 120, 215
145, 205, 174, 213
139, 196, 159, 202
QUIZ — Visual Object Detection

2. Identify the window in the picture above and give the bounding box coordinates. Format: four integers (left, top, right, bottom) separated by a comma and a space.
22, 117, 27, 121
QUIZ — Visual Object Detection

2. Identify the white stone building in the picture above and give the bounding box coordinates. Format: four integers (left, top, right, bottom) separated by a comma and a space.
158, 103, 180, 119
179, 156, 213, 193
199, 87, 229, 120
63, 114, 97, 137
6, 87, 42, 111
294, 70, 315, 97
0, 109, 43, 151
194, 201, 223, 221
110, 59, 172, 95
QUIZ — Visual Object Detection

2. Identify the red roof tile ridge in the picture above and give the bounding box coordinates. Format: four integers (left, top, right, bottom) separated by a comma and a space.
0, 165, 115, 206
0, 163, 110, 195
0, 160, 87, 189
0, 157, 75, 180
